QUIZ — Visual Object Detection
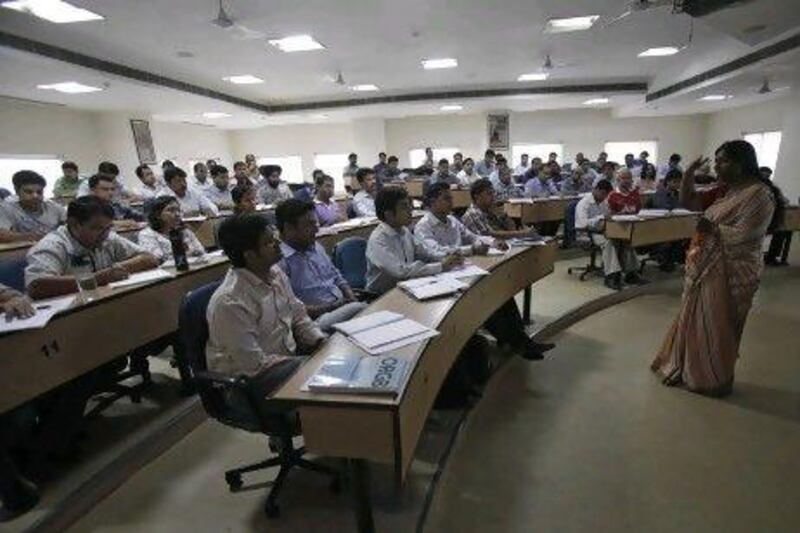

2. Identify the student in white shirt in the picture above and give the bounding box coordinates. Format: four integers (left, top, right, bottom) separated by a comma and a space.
513, 153, 529, 178
203, 165, 235, 210
163, 167, 219, 217
207, 214, 326, 407
76, 161, 135, 201
353, 168, 377, 217
134, 164, 163, 201
457, 158, 481, 187
0, 170, 66, 243
191, 162, 211, 193
137, 195, 206, 263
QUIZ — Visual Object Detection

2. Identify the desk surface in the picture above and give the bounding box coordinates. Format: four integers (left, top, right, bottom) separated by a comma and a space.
504, 196, 580, 223
273, 243, 556, 481
604, 213, 700, 247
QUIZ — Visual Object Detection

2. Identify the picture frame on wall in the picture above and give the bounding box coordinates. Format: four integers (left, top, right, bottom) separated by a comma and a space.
130, 119, 157, 164
487, 114, 509, 151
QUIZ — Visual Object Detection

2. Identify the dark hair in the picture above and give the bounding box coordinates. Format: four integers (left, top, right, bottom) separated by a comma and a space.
388, 155, 398, 164
594, 179, 613, 193
210, 164, 229, 177
98, 161, 119, 176
193, 162, 206, 173
217, 214, 274, 268
484, 149, 495, 158
164, 166, 186, 183
88, 173, 114, 189
161, 160, 175, 169
549, 152, 557, 158
356, 167, 374, 183
379, 152, 386, 158
206, 159, 217, 168
275, 199, 314, 231
759, 166, 773, 176
233, 161, 246, 171
640, 151, 649, 157
642, 163, 657, 180
61, 161, 78, 172
664, 168, 683, 183
669, 153, 682, 163
470, 178, 494, 200
625, 153, 634, 159
375, 186, 409, 221
454, 152, 463, 159
231, 184, 253, 204
348, 152, 357, 159
12, 170, 46, 190
495, 155, 507, 165
438, 158, 449, 166
463, 157, 474, 165
259, 164, 281, 178
314, 173, 333, 188
425, 182, 450, 205
67, 196, 114, 223
135, 164, 151, 178
148, 195, 179, 232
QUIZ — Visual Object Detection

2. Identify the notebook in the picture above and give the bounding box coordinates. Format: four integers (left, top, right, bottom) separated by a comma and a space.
398, 276, 468, 300
302, 353, 409, 395
108, 268, 175, 289
332, 311, 439, 354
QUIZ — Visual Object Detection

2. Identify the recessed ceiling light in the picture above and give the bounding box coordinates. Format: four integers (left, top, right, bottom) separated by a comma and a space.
583, 97, 609, 105
422, 58, 458, 70
223, 75, 264, 85
517, 72, 550, 82
698, 95, 731, 101
440, 104, 463, 111
268, 34, 325, 53
350, 84, 379, 92
202, 112, 232, 119
545, 15, 599, 33
2, 0, 103, 23
37, 81, 103, 94
638, 47, 680, 57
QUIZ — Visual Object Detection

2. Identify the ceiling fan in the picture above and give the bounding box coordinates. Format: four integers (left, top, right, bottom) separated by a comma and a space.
755, 78, 789, 95
211, 0, 234, 28
211, 1, 267, 40
603, 0, 675, 26
541, 53, 577, 71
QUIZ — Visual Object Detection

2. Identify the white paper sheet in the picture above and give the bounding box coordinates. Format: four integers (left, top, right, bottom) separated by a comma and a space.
443, 264, 490, 279
108, 269, 175, 289
333, 310, 404, 336
0, 295, 76, 333
182, 216, 207, 223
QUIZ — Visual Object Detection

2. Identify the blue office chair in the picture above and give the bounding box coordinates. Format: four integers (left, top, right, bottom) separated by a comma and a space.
0, 258, 27, 293
332, 237, 368, 290
177, 282, 339, 518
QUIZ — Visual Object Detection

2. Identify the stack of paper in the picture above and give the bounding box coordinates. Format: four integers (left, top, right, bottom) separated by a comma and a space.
109, 268, 175, 289
611, 214, 642, 222
443, 264, 490, 280
182, 215, 207, 223
333, 310, 439, 354
0, 295, 76, 334
302, 353, 409, 395
398, 276, 468, 300
638, 209, 669, 218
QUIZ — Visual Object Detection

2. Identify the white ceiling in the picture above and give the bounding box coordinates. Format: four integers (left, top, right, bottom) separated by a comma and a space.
0, 0, 799, 127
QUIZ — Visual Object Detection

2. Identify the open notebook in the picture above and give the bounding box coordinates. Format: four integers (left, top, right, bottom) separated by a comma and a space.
333, 310, 439, 355
302, 353, 409, 395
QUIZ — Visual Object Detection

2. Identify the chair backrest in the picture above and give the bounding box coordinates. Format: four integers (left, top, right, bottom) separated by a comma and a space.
332, 237, 368, 290
0, 258, 28, 293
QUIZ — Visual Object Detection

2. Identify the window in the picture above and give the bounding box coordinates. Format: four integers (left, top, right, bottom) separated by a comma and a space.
313, 153, 350, 193
0, 155, 63, 198
603, 141, 658, 166
256, 155, 304, 184
408, 147, 460, 168
744, 131, 782, 176
511, 144, 564, 165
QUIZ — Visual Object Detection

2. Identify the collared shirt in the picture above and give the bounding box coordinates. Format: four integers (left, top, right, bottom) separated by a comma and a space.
343, 163, 359, 178
607, 189, 641, 214
353, 190, 376, 217
191, 176, 212, 194
574, 194, 609, 231
135, 183, 164, 201
456, 170, 480, 187
0, 200, 66, 234
257, 181, 293, 206
314, 198, 344, 227
53, 175, 84, 198
560, 176, 592, 195
137, 226, 205, 263
513, 164, 529, 177
373, 162, 388, 176
525, 177, 559, 198
278, 241, 348, 306
206, 266, 325, 377
165, 187, 219, 217
493, 179, 524, 201
427, 172, 460, 187
25, 225, 146, 287
414, 211, 490, 259
77, 179, 131, 201
474, 159, 495, 178
365, 222, 442, 294
461, 204, 509, 236
203, 184, 235, 209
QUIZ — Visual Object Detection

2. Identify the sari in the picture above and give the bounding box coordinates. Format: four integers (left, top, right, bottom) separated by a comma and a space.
651, 181, 775, 395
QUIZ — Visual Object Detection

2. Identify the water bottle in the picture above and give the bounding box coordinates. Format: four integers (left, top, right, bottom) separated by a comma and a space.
169, 226, 189, 272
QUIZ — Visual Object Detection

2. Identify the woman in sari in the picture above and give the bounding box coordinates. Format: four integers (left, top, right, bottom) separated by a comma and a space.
651, 140, 782, 397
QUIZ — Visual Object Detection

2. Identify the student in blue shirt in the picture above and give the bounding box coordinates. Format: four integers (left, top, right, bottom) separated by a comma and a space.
276, 199, 367, 332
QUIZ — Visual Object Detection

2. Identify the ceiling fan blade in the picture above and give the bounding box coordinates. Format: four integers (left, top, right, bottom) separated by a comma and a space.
603, 9, 632, 27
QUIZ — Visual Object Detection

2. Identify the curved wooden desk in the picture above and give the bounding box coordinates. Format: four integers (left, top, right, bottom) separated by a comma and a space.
604, 213, 700, 247
503, 196, 579, 224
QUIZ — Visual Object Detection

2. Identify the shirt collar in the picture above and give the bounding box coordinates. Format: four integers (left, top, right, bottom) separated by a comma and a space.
279, 241, 315, 258
233, 266, 274, 288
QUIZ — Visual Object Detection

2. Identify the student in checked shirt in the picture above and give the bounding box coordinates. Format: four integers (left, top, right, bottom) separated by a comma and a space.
313, 174, 347, 226
203, 165, 235, 210
462, 179, 542, 240
206, 214, 326, 409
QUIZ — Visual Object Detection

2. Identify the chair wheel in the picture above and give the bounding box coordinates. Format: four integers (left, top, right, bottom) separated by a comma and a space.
329, 477, 342, 493
225, 472, 242, 491
264, 501, 280, 518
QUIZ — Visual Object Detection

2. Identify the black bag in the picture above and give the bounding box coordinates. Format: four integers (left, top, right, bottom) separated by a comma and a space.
434, 335, 492, 409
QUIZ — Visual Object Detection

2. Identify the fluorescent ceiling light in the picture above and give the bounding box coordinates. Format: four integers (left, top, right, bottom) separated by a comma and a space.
202, 112, 231, 119
545, 15, 599, 33
517, 72, 549, 82
37, 81, 102, 94
699, 95, 730, 101
2, 0, 103, 23
268, 34, 324, 52
583, 97, 609, 105
440, 104, 463, 111
638, 47, 680, 57
422, 58, 458, 70
350, 84, 379, 92
223, 75, 264, 84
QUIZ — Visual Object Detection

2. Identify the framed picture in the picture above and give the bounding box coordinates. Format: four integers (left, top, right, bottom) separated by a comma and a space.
487, 114, 509, 151
129, 119, 157, 164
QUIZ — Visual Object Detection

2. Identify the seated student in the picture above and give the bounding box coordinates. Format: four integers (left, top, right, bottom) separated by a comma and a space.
276, 200, 367, 332
191, 162, 211, 192
428, 159, 460, 187
353, 168, 378, 217
137, 196, 206, 263
206, 214, 326, 407
134, 164, 162, 201
492, 166, 524, 201
379, 155, 403, 182
365, 186, 463, 294
475, 149, 496, 178
560, 167, 592, 195
574, 179, 644, 290
53, 161, 83, 199
488, 155, 509, 184
607, 168, 642, 214
525, 164, 560, 198
314, 174, 347, 226
636, 163, 658, 193
88, 174, 145, 228
203, 165, 234, 210
231, 184, 257, 216
457, 157, 480, 187
342, 152, 359, 179
257, 165, 293, 206
513, 153, 529, 178
163, 166, 219, 217
232, 161, 252, 188
245, 153, 260, 183
547, 152, 561, 175
77, 161, 135, 201
373, 152, 388, 177
520, 157, 543, 184
451, 152, 464, 175
25, 196, 158, 299
414, 158, 435, 177
594, 161, 617, 187
657, 153, 682, 180
0, 171, 66, 243
462, 178, 541, 240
